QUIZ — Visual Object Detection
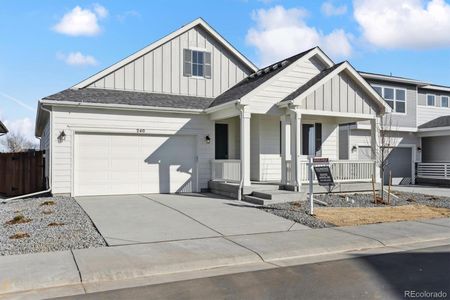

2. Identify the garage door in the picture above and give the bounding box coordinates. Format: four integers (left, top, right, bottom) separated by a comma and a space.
358, 146, 412, 185
74, 133, 196, 196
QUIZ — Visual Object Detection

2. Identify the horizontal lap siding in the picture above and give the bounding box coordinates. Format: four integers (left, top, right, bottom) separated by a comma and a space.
51, 107, 214, 195
258, 116, 281, 181
89, 26, 249, 98
302, 72, 378, 116
417, 106, 450, 126
244, 57, 325, 114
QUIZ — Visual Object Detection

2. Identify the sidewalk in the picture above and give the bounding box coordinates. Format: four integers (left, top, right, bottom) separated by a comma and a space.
1, 218, 450, 298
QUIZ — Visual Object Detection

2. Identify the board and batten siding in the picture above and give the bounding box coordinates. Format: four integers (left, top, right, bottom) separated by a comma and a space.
300, 71, 378, 116
88, 26, 251, 98
50, 106, 214, 195
243, 56, 327, 114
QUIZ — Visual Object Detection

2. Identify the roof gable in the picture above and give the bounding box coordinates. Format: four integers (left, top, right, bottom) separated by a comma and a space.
281, 61, 390, 114
73, 18, 257, 90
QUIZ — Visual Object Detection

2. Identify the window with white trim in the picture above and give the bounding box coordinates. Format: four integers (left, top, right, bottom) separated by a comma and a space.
183, 49, 211, 78
427, 94, 436, 106
372, 85, 406, 113
442, 96, 449, 107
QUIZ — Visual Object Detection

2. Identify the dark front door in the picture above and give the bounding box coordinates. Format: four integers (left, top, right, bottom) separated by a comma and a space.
215, 124, 229, 159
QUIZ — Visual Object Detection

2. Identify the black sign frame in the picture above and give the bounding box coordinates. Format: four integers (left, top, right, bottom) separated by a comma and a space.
313, 165, 335, 188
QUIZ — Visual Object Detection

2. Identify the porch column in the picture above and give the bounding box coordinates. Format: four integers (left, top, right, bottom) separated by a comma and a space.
280, 115, 288, 185
370, 117, 381, 183
240, 110, 251, 187
290, 108, 302, 191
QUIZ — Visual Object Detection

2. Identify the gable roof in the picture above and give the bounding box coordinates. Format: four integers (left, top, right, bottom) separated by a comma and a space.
279, 61, 391, 113
282, 62, 344, 102
43, 88, 214, 110
0, 121, 7, 134
73, 18, 257, 89
419, 115, 450, 129
209, 47, 316, 108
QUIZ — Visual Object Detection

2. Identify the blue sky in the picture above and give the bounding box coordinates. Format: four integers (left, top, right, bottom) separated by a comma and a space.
2, 0, 450, 141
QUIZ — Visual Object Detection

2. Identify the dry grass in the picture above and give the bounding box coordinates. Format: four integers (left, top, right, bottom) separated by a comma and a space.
5, 215, 31, 225
40, 200, 55, 206
315, 205, 450, 227
48, 222, 65, 227
9, 232, 30, 239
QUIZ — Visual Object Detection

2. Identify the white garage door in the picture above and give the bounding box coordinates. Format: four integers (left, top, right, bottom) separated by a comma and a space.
74, 133, 196, 196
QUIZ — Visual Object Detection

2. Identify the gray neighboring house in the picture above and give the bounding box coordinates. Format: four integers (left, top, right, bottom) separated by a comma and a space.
0, 121, 7, 136
341, 72, 450, 185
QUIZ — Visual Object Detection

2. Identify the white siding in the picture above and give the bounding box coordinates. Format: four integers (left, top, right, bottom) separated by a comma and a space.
243, 56, 326, 114
321, 122, 338, 160
417, 106, 450, 126
87, 26, 251, 98
250, 116, 260, 181
50, 107, 214, 195
301, 71, 378, 116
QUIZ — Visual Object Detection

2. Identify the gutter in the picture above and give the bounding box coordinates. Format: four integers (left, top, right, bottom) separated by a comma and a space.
3, 105, 53, 203
40, 99, 205, 114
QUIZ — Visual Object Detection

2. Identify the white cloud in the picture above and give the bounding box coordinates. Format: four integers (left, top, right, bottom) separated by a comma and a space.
246, 6, 352, 65
53, 4, 108, 36
57, 52, 98, 66
321, 2, 347, 16
354, 0, 450, 49
1, 117, 37, 144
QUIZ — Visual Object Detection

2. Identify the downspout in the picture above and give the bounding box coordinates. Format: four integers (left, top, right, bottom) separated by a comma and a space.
2, 105, 52, 203
236, 101, 246, 201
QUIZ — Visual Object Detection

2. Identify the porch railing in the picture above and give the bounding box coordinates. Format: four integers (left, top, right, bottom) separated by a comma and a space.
297, 160, 375, 183
417, 162, 450, 179
211, 159, 241, 182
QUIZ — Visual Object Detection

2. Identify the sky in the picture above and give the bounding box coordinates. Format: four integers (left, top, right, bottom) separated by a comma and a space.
2, 0, 450, 144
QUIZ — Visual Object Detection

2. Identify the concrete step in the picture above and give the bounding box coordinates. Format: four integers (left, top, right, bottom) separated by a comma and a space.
244, 191, 306, 206
252, 190, 305, 201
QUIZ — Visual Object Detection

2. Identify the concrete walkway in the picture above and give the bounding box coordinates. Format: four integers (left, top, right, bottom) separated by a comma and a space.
1, 218, 450, 298
391, 185, 450, 197
76, 193, 304, 245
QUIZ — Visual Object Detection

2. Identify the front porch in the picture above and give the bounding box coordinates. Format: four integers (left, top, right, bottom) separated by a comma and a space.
208, 111, 379, 200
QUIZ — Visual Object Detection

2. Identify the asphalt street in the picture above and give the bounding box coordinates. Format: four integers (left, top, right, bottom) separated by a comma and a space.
57, 245, 450, 300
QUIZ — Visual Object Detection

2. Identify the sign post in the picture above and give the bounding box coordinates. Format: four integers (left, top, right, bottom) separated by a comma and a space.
308, 156, 314, 215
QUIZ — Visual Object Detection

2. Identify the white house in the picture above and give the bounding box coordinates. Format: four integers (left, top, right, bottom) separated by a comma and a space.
35, 18, 389, 200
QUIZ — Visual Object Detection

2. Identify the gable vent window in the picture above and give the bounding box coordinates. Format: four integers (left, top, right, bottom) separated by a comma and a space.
183, 49, 211, 78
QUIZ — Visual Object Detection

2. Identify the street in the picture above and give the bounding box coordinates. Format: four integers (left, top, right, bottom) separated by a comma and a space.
59, 245, 450, 300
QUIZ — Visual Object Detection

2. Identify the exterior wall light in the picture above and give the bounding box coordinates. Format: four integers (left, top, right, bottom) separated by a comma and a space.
57, 130, 66, 143
205, 135, 211, 144
351, 145, 357, 153
417, 146, 422, 152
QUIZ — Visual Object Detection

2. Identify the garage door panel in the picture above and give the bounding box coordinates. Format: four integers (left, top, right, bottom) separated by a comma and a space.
75, 133, 196, 196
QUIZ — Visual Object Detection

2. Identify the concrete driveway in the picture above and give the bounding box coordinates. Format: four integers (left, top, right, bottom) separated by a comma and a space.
76, 193, 306, 246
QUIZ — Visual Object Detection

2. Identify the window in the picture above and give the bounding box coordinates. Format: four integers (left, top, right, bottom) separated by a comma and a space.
427, 94, 436, 106
183, 49, 211, 78
372, 85, 406, 113
442, 96, 449, 108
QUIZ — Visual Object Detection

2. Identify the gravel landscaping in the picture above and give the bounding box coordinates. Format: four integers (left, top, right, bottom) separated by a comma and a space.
260, 191, 450, 229
0, 196, 106, 256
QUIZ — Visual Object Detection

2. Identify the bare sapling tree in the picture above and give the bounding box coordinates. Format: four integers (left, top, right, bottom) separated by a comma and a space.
0, 131, 38, 153
369, 114, 398, 201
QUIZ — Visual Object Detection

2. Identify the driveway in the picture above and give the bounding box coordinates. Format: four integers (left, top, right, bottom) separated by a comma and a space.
76, 193, 306, 246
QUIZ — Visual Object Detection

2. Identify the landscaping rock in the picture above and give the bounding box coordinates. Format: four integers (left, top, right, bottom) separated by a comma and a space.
0, 196, 106, 256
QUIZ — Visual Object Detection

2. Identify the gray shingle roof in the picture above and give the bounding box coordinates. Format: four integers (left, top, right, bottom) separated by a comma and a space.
43, 88, 214, 110
281, 62, 344, 102
0, 121, 7, 134
419, 115, 450, 129
208, 47, 316, 108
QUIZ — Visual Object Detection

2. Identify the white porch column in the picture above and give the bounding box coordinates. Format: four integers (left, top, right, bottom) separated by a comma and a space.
370, 117, 381, 183
280, 115, 288, 185
290, 109, 302, 191
240, 110, 251, 187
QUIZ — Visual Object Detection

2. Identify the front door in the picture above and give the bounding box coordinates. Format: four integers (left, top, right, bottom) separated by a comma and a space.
215, 124, 229, 159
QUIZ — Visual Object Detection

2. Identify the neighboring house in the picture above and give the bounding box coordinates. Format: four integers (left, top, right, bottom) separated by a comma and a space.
0, 121, 7, 136
35, 18, 389, 198
341, 72, 450, 185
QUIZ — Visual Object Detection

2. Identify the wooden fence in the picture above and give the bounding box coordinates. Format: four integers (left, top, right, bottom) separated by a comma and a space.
0, 151, 46, 197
